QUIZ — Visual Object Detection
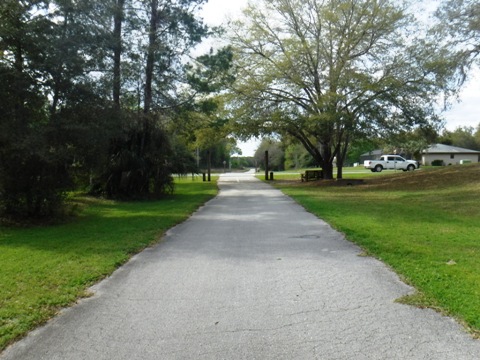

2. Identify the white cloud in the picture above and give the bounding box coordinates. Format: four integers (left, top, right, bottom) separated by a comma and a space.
199, 0, 248, 26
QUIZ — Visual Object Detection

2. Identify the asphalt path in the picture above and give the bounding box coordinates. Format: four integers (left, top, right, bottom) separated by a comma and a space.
2, 171, 479, 359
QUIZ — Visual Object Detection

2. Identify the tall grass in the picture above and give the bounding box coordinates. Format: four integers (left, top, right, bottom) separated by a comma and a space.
0, 179, 217, 351
275, 165, 480, 336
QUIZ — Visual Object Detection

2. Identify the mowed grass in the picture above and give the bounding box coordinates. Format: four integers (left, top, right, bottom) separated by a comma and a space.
274, 164, 480, 336
0, 178, 218, 351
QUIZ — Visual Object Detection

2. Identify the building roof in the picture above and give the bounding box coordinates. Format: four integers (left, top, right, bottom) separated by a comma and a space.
423, 144, 480, 154
360, 149, 383, 157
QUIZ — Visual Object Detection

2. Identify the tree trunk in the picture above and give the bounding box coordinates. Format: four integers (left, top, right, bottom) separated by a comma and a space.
336, 147, 345, 180
14, 40, 25, 125
144, 0, 158, 115
322, 161, 334, 179
141, 0, 158, 154
113, 0, 125, 108
336, 159, 343, 179
320, 142, 334, 179
336, 134, 350, 179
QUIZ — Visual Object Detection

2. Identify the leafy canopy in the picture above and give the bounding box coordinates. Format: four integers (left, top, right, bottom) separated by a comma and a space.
227, 0, 453, 178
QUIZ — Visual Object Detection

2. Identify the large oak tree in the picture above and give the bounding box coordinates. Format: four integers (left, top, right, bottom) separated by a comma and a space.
228, 0, 452, 178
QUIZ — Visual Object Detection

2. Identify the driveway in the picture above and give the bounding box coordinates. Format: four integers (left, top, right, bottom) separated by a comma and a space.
1, 172, 479, 359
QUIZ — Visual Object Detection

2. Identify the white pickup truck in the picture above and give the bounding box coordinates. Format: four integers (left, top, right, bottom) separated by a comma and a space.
364, 155, 420, 172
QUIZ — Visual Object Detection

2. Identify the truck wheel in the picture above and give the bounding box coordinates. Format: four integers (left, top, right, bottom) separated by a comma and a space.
375, 165, 383, 173
407, 164, 415, 171
370, 169, 376, 173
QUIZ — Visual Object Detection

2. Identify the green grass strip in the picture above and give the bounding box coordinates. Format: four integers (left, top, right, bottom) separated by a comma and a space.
0, 178, 217, 351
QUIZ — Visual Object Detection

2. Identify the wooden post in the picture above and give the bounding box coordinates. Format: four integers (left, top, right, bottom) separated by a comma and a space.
264, 150, 269, 180
207, 150, 211, 182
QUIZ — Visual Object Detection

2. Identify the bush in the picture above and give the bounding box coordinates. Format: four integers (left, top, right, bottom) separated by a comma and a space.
97, 121, 175, 199
0, 152, 71, 220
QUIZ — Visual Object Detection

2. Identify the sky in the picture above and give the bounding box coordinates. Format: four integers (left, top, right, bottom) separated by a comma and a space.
198, 0, 480, 156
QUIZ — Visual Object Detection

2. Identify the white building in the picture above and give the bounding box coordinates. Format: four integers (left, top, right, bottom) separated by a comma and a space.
421, 144, 480, 166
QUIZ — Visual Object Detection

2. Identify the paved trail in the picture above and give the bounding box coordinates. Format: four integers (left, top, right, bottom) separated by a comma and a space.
2, 172, 479, 359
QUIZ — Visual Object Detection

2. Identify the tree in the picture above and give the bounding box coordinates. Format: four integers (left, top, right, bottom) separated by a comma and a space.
434, 0, 480, 82
378, 123, 442, 158
284, 143, 315, 170
0, 0, 75, 218
254, 138, 285, 171
95, 0, 214, 198
475, 123, 480, 148
0, 0, 219, 217
346, 138, 379, 166
439, 125, 480, 150
167, 45, 237, 175
0, 0, 129, 216
228, 0, 451, 179
179, 99, 234, 172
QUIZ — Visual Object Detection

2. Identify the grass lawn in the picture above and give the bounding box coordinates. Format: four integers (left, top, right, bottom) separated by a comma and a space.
273, 164, 480, 337
0, 178, 217, 351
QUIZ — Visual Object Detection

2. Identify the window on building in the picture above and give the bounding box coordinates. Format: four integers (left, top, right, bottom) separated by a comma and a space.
450, 154, 454, 159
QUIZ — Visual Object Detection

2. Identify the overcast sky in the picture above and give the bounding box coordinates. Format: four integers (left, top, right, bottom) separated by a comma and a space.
198, 1, 480, 156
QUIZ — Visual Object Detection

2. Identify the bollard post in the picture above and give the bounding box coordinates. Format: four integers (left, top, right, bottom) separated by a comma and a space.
264, 150, 269, 181
202, 173, 206, 182
207, 150, 211, 182
269, 171, 274, 181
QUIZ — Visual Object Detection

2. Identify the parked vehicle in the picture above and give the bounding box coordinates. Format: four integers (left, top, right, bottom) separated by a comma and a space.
364, 155, 420, 172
